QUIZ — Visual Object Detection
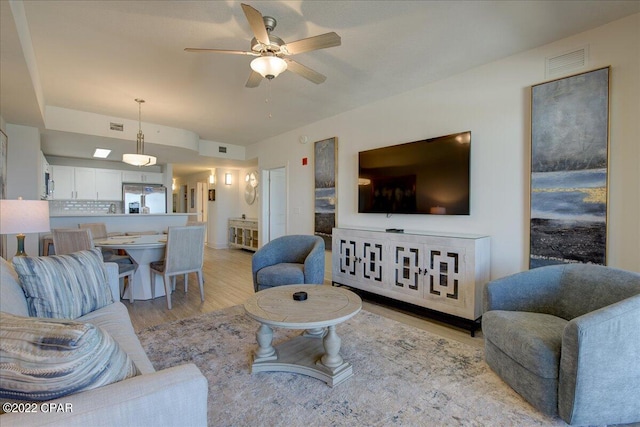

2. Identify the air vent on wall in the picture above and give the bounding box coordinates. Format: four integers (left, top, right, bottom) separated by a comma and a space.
218, 146, 227, 153
110, 122, 124, 131
546, 45, 588, 78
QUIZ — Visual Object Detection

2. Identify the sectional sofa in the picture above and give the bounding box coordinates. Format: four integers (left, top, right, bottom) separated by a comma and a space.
0, 251, 208, 426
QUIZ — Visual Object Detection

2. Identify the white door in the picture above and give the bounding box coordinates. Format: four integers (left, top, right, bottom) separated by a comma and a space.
267, 167, 286, 242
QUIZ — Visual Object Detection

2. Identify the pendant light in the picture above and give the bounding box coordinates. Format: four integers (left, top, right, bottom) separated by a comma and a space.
122, 98, 157, 166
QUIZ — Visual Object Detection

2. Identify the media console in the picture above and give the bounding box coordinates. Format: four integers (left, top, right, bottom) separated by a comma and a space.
331, 227, 490, 336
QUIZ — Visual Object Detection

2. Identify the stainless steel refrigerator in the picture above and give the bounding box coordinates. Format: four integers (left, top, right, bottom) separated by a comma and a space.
123, 184, 167, 214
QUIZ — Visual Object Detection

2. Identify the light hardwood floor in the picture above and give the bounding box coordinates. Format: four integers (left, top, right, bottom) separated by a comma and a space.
125, 247, 484, 348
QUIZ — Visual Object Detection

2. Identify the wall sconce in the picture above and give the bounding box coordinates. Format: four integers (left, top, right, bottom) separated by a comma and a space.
209, 169, 215, 185
172, 178, 176, 191
225, 173, 232, 185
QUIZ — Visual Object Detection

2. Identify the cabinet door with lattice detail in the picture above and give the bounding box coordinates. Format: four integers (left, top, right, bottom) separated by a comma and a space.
335, 236, 359, 280
357, 238, 385, 289
424, 246, 466, 309
333, 234, 385, 290
390, 242, 424, 297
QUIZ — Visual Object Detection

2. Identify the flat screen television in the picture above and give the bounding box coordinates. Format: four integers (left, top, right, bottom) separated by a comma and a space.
358, 131, 471, 215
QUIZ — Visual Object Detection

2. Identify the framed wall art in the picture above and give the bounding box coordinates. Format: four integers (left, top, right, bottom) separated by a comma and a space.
529, 66, 610, 268
0, 129, 7, 259
314, 137, 337, 249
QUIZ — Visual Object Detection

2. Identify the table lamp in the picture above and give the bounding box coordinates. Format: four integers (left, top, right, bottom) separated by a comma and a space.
0, 197, 50, 257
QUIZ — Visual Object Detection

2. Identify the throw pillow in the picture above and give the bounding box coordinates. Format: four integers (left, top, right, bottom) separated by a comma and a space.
0, 312, 138, 402
12, 248, 114, 319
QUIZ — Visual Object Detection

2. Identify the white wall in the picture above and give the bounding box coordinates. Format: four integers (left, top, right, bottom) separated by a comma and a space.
5, 123, 42, 257
237, 167, 260, 220
247, 14, 640, 278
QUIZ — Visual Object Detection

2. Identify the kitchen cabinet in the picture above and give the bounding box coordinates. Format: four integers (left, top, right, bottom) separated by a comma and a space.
50, 166, 123, 201
74, 167, 96, 199
122, 171, 163, 184
50, 165, 76, 199
95, 169, 123, 200
332, 227, 490, 335
39, 151, 50, 199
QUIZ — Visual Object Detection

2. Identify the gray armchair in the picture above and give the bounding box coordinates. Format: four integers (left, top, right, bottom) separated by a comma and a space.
252, 235, 325, 292
482, 263, 640, 426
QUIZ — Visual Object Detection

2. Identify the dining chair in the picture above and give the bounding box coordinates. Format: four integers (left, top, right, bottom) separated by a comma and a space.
78, 222, 133, 265
52, 228, 94, 255
149, 224, 206, 310
52, 228, 136, 302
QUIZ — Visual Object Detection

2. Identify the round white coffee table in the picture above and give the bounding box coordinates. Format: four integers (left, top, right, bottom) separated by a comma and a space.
244, 284, 362, 387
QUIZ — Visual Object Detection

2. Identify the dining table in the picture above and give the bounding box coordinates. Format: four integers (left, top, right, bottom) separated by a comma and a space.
94, 234, 167, 301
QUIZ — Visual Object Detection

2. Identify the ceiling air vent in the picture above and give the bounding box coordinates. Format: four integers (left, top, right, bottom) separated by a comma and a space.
218, 146, 227, 153
546, 45, 588, 79
110, 122, 124, 132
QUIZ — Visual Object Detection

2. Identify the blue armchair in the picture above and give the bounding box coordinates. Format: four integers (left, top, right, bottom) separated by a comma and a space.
482, 264, 640, 425
252, 235, 325, 292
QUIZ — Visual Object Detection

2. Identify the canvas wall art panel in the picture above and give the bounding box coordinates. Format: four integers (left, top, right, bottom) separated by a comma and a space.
314, 137, 337, 249
0, 129, 7, 259
529, 67, 609, 268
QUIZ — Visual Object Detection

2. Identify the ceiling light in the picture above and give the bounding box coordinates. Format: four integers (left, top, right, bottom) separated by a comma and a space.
93, 148, 111, 158
250, 56, 287, 79
123, 99, 157, 167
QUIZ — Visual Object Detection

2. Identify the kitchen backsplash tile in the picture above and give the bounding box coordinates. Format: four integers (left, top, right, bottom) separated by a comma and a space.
49, 200, 123, 215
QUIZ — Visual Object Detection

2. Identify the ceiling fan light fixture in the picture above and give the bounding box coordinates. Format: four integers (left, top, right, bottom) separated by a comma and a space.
123, 98, 157, 167
250, 56, 287, 79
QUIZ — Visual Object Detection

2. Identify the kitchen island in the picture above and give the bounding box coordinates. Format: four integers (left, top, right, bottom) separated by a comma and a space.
48, 213, 197, 237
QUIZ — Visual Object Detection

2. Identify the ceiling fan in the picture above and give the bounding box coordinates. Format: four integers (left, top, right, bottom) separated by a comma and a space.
185, 3, 341, 88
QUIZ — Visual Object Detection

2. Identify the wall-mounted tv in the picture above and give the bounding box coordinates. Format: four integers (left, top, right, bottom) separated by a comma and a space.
358, 131, 471, 215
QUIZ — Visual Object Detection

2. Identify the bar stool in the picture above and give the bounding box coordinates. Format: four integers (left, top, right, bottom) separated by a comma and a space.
41, 234, 54, 256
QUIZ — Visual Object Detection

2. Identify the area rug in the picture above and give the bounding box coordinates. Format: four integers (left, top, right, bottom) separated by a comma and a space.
138, 305, 566, 426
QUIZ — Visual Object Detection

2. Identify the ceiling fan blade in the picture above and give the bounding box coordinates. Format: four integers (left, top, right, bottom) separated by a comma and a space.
282, 32, 341, 55
184, 48, 258, 56
285, 59, 327, 84
241, 3, 270, 46
245, 71, 262, 88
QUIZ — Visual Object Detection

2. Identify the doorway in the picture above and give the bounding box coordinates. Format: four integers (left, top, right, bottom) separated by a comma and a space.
264, 166, 286, 243
196, 181, 208, 245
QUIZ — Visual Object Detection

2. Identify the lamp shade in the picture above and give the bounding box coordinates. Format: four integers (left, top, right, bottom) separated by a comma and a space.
122, 153, 157, 166
0, 199, 51, 234
250, 56, 287, 79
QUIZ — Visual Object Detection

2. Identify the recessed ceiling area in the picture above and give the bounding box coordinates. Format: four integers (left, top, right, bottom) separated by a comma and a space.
2, 1, 638, 177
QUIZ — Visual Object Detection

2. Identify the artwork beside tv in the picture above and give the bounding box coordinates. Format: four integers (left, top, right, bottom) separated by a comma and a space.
358, 131, 471, 215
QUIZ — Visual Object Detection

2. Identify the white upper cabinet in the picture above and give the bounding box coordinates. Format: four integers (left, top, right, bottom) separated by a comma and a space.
39, 151, 50, 199
122, 171, 163, 184
50, 165, 76, 199
50, 166, 123, 201
74, 167, 96, 200
95, 169, 123, 200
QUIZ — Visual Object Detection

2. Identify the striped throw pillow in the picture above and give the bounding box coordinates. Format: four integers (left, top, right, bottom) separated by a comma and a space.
0, 312, 138, 402
12, 249, 114, 319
